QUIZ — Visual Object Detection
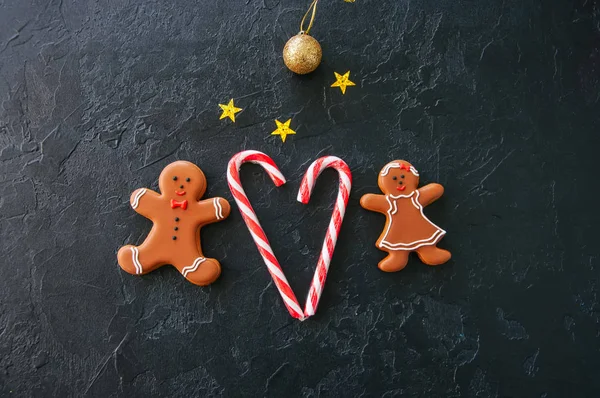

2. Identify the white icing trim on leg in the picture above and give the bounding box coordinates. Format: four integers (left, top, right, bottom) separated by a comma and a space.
131, 189, 147, 209
131, 247, 143, 274
182, 257, 206, 277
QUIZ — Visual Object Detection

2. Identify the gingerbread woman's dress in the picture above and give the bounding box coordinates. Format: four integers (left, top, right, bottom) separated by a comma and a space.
378, 190, 446, 251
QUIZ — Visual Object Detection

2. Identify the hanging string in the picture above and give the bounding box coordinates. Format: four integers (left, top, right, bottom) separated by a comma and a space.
300, 0, 319, 35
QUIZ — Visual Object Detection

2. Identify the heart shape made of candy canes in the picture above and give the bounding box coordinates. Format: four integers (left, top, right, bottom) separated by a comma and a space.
227, 150, 352, 321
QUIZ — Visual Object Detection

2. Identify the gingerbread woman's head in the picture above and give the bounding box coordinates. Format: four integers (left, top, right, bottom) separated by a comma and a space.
158, 161, 207, 200
378, 160, 420, 196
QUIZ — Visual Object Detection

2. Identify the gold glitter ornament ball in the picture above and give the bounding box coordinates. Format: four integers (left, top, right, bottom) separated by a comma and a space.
283, 33, 322, 75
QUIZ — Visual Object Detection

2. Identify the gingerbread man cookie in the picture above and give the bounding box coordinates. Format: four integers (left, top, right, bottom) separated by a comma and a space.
360, 160, 451, 272
117, 161, 231, 286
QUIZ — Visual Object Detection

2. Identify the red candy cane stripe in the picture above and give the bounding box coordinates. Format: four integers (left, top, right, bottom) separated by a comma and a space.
297, 156, 352, 317
227, 150, 306, 320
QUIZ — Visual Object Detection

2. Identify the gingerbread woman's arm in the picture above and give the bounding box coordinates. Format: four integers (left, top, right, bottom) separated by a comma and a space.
360, 194, 389, 214
417, 183, 444, 207
194, 197, 231, 225
129, 188, 162, 219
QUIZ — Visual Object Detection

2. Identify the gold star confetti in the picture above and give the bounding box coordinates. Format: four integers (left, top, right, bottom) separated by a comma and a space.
330, 71, 356, 94
271, 119, 296, 143
218, 99, 242, 122
344, 0, 355, 2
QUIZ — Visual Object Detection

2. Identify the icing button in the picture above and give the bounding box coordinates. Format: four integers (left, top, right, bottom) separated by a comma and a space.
174, 227, 179, 231
172, 236, 177, 240
175, 217, 180, 222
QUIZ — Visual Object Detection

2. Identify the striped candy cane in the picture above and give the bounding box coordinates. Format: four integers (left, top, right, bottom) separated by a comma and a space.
227, 150, 306, 320
228, 151, 352, 320
297, 156, 352, 317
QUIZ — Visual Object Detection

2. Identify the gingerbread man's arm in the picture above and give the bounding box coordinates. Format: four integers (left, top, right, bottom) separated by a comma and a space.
360, 194, 389, 214
194, 197, 231, 225
417, 183, 444, 207
129, 188, 162, 219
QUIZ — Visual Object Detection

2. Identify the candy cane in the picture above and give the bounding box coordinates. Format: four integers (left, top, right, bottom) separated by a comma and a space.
227, 150, 306, 320
297, 156, 352, 317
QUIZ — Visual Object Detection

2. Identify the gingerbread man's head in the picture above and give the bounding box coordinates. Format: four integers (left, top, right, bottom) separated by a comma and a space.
158, 161, 207, 201
378, 160, 420, 196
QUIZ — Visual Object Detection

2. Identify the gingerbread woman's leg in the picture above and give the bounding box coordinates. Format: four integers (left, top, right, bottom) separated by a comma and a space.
174, 252, 222, 286
117, 244, 164, 275
378, 251, 410, 272
415, 244, 451, 266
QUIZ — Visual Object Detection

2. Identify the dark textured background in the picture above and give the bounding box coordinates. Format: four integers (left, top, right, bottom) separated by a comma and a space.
1, 0, 599, 396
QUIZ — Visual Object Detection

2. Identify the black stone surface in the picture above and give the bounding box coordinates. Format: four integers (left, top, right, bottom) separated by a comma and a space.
1, 0, 599, 396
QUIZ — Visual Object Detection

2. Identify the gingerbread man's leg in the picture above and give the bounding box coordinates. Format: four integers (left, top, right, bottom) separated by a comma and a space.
415, 244, 451, 266
378, 251, 410, 272
117, 244, 164, 275
174, 252, 221, 286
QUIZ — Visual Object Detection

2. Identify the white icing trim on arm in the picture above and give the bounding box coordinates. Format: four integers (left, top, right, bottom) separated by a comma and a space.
131, 189, 147, 209
213, 198, 224, 219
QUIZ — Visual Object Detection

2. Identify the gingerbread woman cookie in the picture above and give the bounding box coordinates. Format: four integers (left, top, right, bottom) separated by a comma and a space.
117, 161, 231, 286
360, 160, 451, 272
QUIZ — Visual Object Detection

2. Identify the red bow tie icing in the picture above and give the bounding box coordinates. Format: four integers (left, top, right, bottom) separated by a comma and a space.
170, 199, 188, 210
399, 163, 410, 171
227, 150, 352, 321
